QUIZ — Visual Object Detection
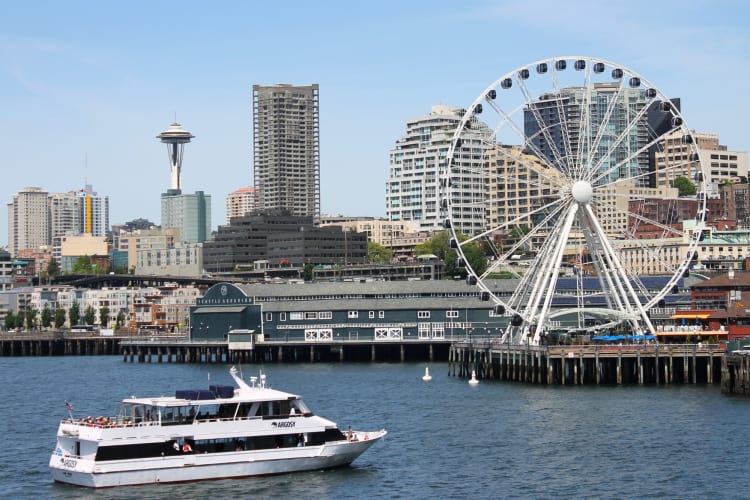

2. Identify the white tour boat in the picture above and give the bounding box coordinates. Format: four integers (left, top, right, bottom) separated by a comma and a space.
49, 366, 386, 488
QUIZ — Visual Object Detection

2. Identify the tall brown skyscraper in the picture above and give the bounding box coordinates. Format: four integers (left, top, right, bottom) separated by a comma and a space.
252, 84, 320, 221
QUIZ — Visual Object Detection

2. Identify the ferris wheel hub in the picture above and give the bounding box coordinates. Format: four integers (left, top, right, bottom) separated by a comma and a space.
571, 180, 593, 204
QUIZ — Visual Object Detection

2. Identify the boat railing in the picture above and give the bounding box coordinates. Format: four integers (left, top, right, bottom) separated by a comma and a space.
63, 417, 161, 429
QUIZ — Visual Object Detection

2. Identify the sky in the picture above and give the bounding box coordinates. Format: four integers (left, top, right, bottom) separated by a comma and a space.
1, 0, 748, 247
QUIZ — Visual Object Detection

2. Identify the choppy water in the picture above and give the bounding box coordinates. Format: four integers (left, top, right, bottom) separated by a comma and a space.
2, 356, 749, 499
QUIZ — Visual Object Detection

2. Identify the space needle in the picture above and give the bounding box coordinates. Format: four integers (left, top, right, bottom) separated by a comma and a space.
157, 122, 194, 191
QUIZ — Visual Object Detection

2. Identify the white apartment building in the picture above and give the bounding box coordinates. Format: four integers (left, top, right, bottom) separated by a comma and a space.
7, 187, 49, 258
386, 105, 494, 235
7, 185, 110, 259
27, 284, 203, 329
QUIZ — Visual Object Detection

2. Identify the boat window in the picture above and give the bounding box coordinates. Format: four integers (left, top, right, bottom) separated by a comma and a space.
217, 403, 238, 420
275, 400, 292, 416
159, 405, 200, 425
238, 402, 262, 417
290, 398, 312, 416
195, 404, 220, 421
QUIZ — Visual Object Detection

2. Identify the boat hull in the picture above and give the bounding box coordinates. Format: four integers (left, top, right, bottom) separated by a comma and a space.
49, 431, 386, 488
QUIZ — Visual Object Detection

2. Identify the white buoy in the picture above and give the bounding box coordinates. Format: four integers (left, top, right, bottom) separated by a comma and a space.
468, 370, 479, 385
422, 366, 432, 382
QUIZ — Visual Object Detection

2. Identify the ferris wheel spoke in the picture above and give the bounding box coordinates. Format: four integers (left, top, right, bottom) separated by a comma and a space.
584, 77, 628, 182
517, 77, 572, 177
491, 146, 568, 191
582, 204, 655, 332
588, 97, 655, 184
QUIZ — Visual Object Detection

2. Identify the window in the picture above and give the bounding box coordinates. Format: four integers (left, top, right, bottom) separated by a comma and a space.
446, 310, 459, 319
348, 311, 359, 319
265, 312, 273, 321
378, 311, 385, 319
280, 312, 286, 322
304, 312, 318, 320
290, 312, 303, 321
417, 311, 430, 319
369, 311, 375, 319
319, 311, 332, 320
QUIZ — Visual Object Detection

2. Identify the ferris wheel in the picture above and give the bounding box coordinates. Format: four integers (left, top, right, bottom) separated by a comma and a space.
444, 56, 709, 345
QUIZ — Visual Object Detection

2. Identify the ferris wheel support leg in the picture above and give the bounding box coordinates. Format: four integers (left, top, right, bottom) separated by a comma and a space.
514, 218, 565, 344
532, 203, 580, 344
581, 221, 623, 313
584, 205, 656, 335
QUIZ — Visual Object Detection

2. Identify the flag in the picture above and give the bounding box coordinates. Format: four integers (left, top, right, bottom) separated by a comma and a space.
65, 401, 74, 411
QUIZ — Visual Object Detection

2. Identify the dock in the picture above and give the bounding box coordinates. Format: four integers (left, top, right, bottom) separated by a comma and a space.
1, 332, 742, 388
449, 342, 725, 385
721, 351, 750, 395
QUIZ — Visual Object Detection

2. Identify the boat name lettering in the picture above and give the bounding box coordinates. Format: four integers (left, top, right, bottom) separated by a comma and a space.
272, 421, 296, 428
61, 457, 78, 468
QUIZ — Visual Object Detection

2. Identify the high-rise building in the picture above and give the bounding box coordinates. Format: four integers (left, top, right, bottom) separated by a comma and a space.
49, 191, 80, 260
252, 84, 320, 220
7, 187, 50, 258
524, 83, 651, 186
76, 184, 109, 238
386, 105, 494, 234
8, 185, 110, 259
161, 189, 211, 244
226, 186, 258, 222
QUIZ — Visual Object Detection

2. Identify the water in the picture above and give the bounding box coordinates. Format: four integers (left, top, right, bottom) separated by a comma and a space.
2, 356, 750, 499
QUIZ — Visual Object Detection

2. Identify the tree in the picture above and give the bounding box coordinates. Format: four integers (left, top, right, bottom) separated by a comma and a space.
71, 255, 94, 274
84, 305, 96, 326
415, 231, 487, 279
46, 258, 61, 277
368, 241, 393, 264
54, 308, 66, 329
41, 305, 52, 329
99, 306, 110, 327
69, 302, 80, 327
4, 310, 16, 330
303, 263, 315, 281
25, 307, 37, 330
672, 176, 697, 196
116, 311, 125, 330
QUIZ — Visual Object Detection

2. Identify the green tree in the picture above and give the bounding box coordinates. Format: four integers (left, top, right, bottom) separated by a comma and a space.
71, 255, 94, 274
4, 310, 16, 330
41, 304, 52, 329
99, 306, 110, 327
69, 302, 80, 327
116, 310, 125, 330
303, 263, 315, 281
84, 305, 96, 326
54, 308, 66, 329
47, 258, 61, 277
368, 241, 393, 264
415, 231, 487, 279
25, 307, 37, 330
672, 176, 697, 196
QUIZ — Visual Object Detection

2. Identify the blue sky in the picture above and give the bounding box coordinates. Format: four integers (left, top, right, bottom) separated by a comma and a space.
1, 0, 748, 247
